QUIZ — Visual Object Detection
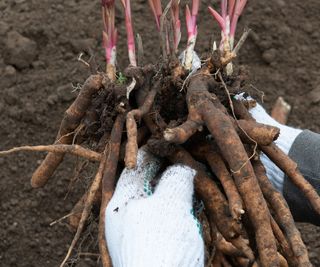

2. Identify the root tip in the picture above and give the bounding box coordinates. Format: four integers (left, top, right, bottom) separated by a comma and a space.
30, 176, 46, 188
163, 129, 175, 142
125, 161, 136, 169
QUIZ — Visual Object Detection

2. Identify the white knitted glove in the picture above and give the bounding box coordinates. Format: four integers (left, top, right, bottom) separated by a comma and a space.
249, 101, 302, 193
105, 148, 204, 267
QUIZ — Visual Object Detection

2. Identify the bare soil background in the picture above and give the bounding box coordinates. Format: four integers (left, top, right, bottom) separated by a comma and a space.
0, 0, 320, 266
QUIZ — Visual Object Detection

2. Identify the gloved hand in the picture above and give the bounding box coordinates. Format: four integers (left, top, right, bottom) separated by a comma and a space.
248, 100, 302, 192
249, 99, 320, 225
105, 147, 204, 267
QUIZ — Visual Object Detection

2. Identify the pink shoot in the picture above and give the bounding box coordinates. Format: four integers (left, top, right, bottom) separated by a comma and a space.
184, 0, 200, 70
191, 0, 200, 25
148, 0, 162, 31
221, 0, 227, 20
185, 0, 199, 42
208, 0, 247, 50
171, 0, 181, 51
228, 0, 235, 19
208, 6, 225, 34
102, 0, 117, 79
230, 0, 247, 38
121, 0, 137, 67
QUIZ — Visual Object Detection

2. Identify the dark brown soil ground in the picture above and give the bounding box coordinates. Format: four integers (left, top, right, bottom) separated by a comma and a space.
1, 0, 320, 266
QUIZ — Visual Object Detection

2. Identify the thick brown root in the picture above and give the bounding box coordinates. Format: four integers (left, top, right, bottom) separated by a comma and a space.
164, 119, 201, 144
278, 252, 289, 267
125, 81, 159, 168
270, 217, 299, 267
261, 143, 320, 216
211, 250, 223, 267
253, 159, 311, 267
271, 97, 291, 124
99, 114, 125, 267
31, 74, 103, 188
237, 119, 280, 146
205, 150, 244, 221
216, 232, 246, 258
191, 142, 244, 221
120, 125, 149, 161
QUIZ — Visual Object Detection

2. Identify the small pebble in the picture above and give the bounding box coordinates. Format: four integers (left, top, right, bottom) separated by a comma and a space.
259, 40, 272, 50
4, 65, 16, 76
262, 48, 277, 64
303, 22, 313, 34
46, 94, 59, 105
31, 60, 45, 69
274, 0, 285, 7
279, 25, 292, 36
4, 31, 38, 69
309, 85, 320, 104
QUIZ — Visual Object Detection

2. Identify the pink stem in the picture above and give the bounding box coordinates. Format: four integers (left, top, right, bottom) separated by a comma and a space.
228, 0, 235, 19
191, 0, 199, 36
148, 0, 162, 31
121, 0, 137, 66
230, 0, 247, 38
221, 0, 227, 20
238, 0, 248, 17
171, 0, 181, 50
102, 0, 117, 65
208, 6, 225, 33
185, 5, 193, 40
186, 0, 199, 42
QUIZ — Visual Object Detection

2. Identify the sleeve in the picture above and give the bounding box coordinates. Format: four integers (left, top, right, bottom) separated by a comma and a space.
283, 130, 320, 226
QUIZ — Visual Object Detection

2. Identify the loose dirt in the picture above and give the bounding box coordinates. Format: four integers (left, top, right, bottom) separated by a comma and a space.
1, 0, 319, 266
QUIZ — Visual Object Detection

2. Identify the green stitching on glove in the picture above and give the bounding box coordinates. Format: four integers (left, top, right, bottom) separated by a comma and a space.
143, 178, 153, 196
190, 208, 203, 236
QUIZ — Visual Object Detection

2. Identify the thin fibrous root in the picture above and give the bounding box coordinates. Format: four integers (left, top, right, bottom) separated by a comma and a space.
68, 188, 102, 232
253, 159, 311, 267
233, 98, 320, 217
125, 80, 159, 168
60, 133, 108, 267
166, 72, 278, 267
99, 114, 125, 267
0, 144, 101, 162
31, 74, 103, 188
168, 146, 254, 261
